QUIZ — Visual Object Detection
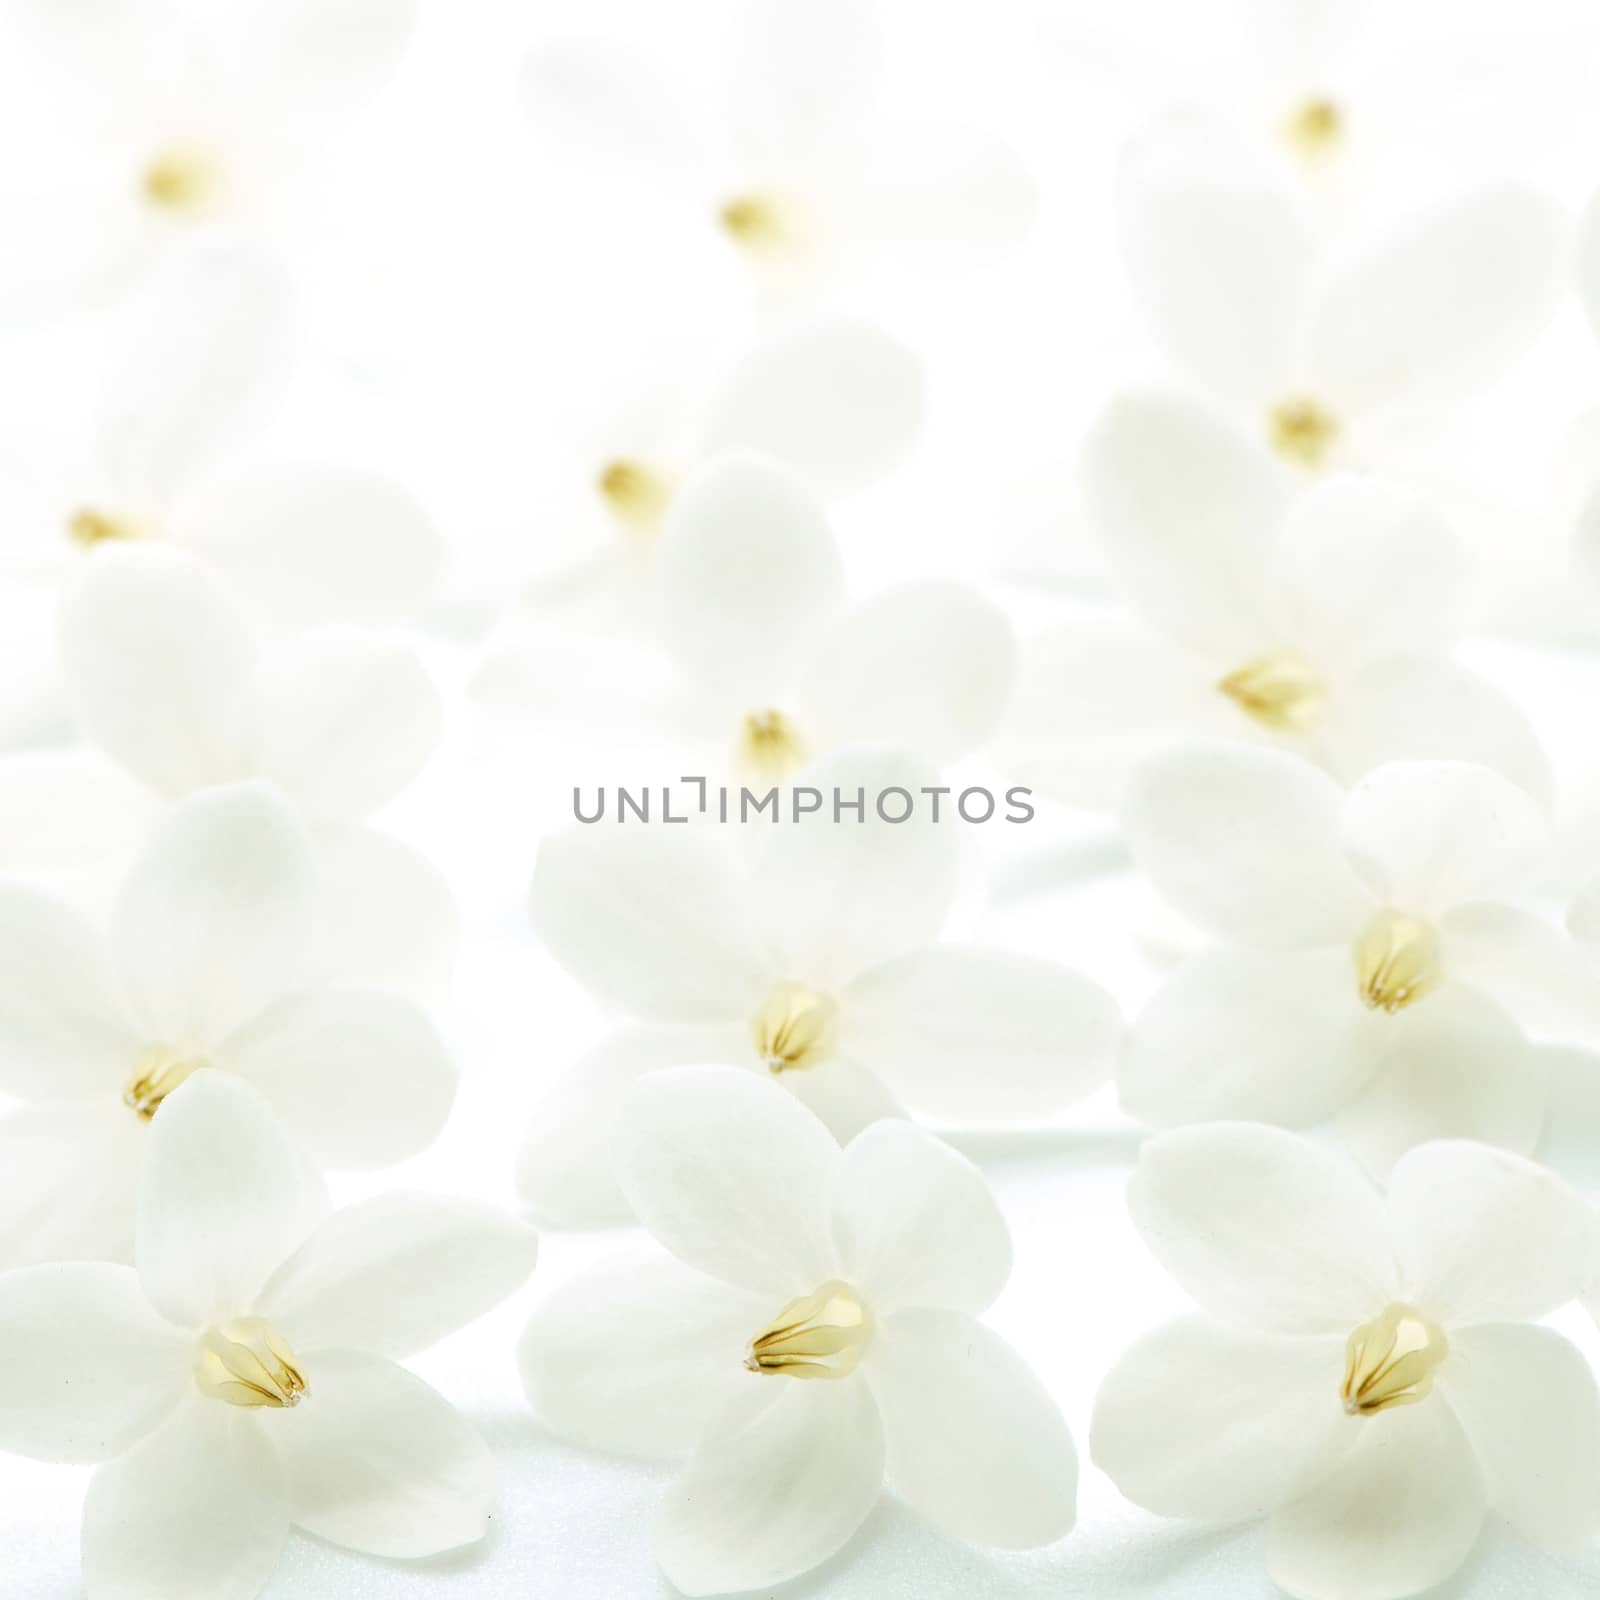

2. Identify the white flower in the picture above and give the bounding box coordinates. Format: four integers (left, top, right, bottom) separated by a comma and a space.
1119, 745, 1600, 1173
519, 0, 1033, 314
0, 1070, 538, 1600
1119, 128, 1567, 473
996, 389, 1549, 810
523, 749, 1121, 1224
33, 542, 456, 992
1091, 1123, 1600, 1600
0, 782, 455, 1265
2, 244, 444, 633
0, 0, 414, 312
520, 1065, 1075, 1595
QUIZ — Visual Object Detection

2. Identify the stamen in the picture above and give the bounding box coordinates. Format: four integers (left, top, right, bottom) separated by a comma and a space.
68, 509, 140, 548
740, 709, 807, 781
1341, 1303, 1447, 1415
719, 193, 790, 252
1354, 909, 1442, 1014
751, 983, 837, 1074
1284, 97, 1344, 158
744, 1281, 872, 1379
1217, 649, 1328, 732
195, 1318, 308, 1409
142, 149, 221, 215
1269, 397, 1340, 468
123, 1048, 207, 1120
597, 459, 673, 535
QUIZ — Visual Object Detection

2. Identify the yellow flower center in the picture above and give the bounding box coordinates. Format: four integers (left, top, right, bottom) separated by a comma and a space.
718, 192, 792, 253
1217, 649, 1329, 732
195, 1317, 308, 1409
740, 709, 807, 781
1354, 909, 1442, 1014
68, 508, 143, 549
597, 459, 673, 536
142, 148, 222, 215
1341, 1303, 1447, 1416
1269, 397, 1340, 468
1284, 97, 1344, 158
123, 1048, 208, 1120
751, 982, 837, 1074
744, 1281, 872, 1380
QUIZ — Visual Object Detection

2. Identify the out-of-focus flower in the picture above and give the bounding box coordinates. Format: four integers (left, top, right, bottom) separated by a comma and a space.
0, 783, 455, 1265
519, 0, 1034, 315
0, 1071, 537, 1600
997, 390, 1549, 810
0, 0, 416, 312
521, 1065, 1076, 1595
522, 749, 1121, 1225
1119, 746, 1598, 1173
1092, 1124, 1600, 1600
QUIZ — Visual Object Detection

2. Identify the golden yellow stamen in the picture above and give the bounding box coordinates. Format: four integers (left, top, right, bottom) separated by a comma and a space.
1269, 397, 1340, 468
745, 1281, 872, 1380
740, 709, 807, 781
1218, 649, 1329, 732
195, 1318, 308, 1409
142, 149, 221, 214
751, 982, 837, 1074
1354, 909, 1442, 1014
122, 1048, 207, 1120
597, 459, 673, 535
1341, 1303, 1447, 1416
719, 193, 790, 252
1285, 97, 1344, 158
68, 509, 141, 548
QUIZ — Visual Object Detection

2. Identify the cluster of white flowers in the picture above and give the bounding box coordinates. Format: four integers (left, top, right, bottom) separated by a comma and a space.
4, 2, 1600, 1598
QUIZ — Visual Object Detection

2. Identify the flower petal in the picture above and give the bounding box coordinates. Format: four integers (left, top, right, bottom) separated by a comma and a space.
1081, 389, 1288, 658
657, 1377, 884, 1597
214, 986, 455, 1168
777, 1057, 906, 1145
109, 782, 317, 1048
1267, 477, 1474, 674
82, 1398, 289, 1600
1340, 760, 1550, 914
1311, 182, 1568, 424
869, 1308, 1074, 1547
516, 1023, 748, 1229
1386, 1140, 1596, 1325
839, 947, 1121, 1122
59, 544, 255, 798
801, 582, 1015, 763
1122, 743, 1371, 946
658, 455, 846, 697
695, 319, 924, 496
268, 1349, 492, 1557
518, 1247, 765, 1459
1334, 987, 1544, 1178
530, 825, 768, 1024
1440, 1323, 1600, 1550
176, 463, 444, 630
1265, 1399, 1483, 1600
137, 1072, 328, 1327
257, 1193, 536, 1360
0, 886, 137, 1101
0, 1263, 189, 1463
1441, 903, 1600, 1047
250, 629, 440, 823
831, 1120, 1010, 1314
1121, 945, 1376, 1129
616, 1065, 839, 1296
1091, 1316, 1352, 1521
1129, 1123, 1400, 1333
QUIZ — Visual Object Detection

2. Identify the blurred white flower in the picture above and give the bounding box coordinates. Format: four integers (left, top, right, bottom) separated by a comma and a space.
0, 0, 415, 312
521, 1065, 1076, 1596
0, 1070, 537, 1600
0, 783, 455, 1265
520, 0, 1034, 314
35, 542, 456, 992
522, 750, 1121, 1225
1092, 1124, 1600, 1600
1119, 746, 1599, 1172
997, 390, 1549, 810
